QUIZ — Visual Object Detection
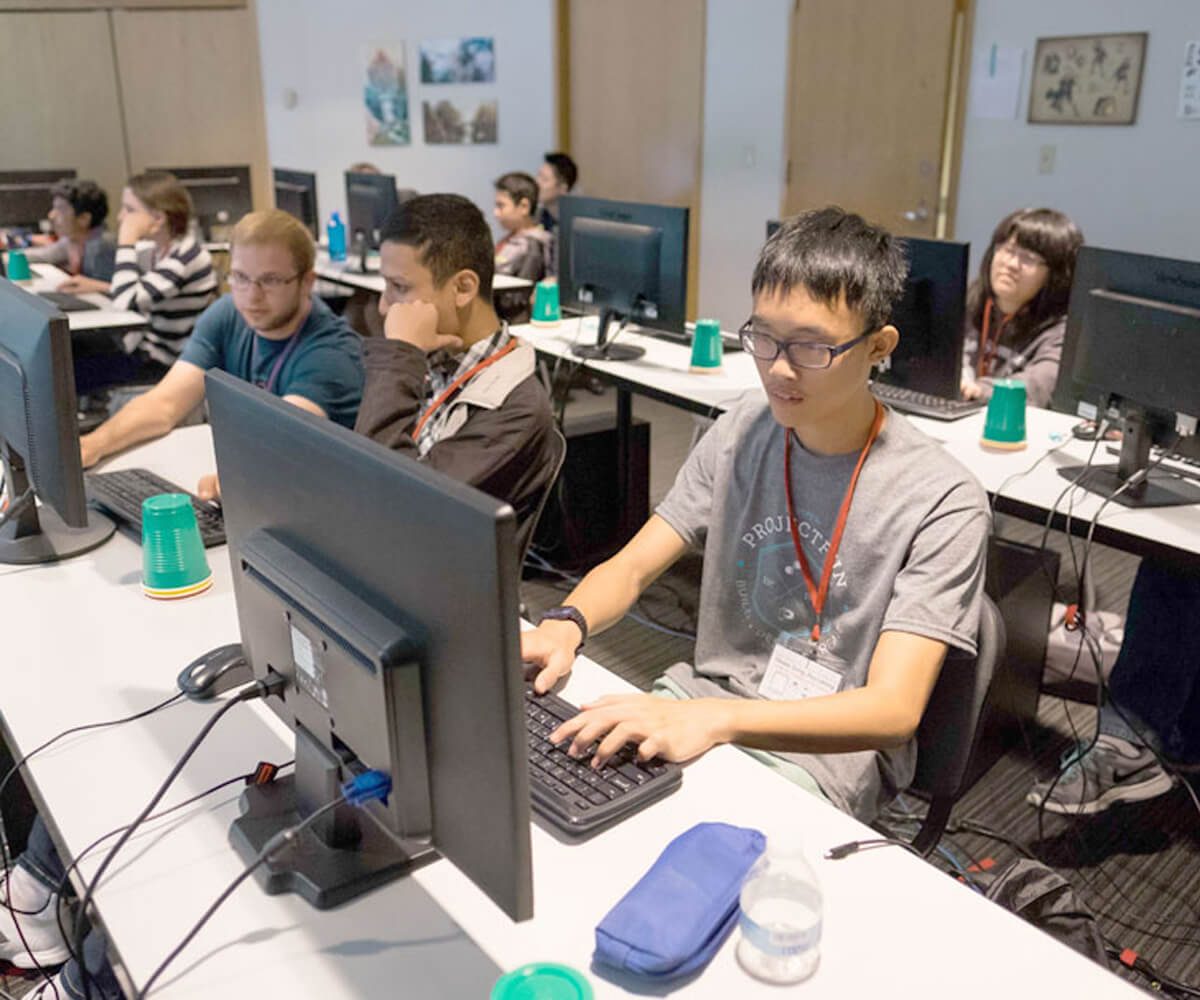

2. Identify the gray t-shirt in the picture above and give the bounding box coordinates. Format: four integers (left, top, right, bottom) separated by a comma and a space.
655, 392, 990, 821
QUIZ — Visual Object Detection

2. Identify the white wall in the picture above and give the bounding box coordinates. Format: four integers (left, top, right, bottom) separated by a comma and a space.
957, 0, 1200, 268
254, 0, 555, 238
696, 0, 791, 331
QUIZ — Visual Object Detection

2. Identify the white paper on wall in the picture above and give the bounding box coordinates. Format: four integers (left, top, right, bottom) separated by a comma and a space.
1179, 40, 1200, 120
969, 44, 1025, 120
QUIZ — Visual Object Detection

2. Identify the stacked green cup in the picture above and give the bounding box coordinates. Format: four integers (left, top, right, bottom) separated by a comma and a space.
491, 963, 593, 1000
531, 278, 561, 327
141, 494, 212, 599
980, 378, 1027, 450
6, 251, 32, 282
689, 318, 723, 373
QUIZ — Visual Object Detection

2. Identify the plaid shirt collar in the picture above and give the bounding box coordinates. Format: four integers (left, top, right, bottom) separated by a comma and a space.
417, 322, 512, 456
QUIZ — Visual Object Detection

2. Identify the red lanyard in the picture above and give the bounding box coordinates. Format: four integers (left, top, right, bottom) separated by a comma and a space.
411, 338, 519, 440
977, 297, 1010, 378
783, 399, 885, 644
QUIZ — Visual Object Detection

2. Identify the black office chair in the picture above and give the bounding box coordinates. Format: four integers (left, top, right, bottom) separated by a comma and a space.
906, 593, 1006, 856
518, 424, 568, 569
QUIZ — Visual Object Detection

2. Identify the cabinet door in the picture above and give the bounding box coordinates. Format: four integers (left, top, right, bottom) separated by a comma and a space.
112, 6, 270, 214
0, 11, 129, 211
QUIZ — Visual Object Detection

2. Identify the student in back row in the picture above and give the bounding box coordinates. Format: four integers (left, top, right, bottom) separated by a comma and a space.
493, 171, 550, 283
79, 209, 364, 495
960, 207, 1083, 408
23, 179, 116, 286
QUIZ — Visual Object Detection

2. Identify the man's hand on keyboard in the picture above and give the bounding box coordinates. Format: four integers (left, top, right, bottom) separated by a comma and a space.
961, 380, 984, 401
522, 621, 580, 694
196, 472, 221, 502
550, 694, 729, 769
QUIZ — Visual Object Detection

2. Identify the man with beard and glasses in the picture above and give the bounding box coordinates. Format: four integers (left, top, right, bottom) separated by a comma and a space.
523, 207, 990, 823
78, 210, 364, 498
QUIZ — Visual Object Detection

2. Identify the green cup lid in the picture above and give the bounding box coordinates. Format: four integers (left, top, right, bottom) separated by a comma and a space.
491, 963, 593, 1000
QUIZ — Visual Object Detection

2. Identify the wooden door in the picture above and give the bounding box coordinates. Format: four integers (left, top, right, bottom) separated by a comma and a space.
565, 0, 706, 319
0, 11, 129, 211
783, 0, 971, 238
111, 5, 270, 215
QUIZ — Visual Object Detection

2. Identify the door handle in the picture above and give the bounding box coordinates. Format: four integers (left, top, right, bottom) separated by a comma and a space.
902, 202, 930, 222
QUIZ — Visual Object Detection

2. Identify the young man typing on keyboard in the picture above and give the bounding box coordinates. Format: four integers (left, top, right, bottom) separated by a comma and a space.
78, 210, 364, 496
523, 208, 990, 823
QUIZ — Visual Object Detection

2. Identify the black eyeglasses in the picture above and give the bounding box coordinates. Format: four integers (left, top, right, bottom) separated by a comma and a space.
738, 322, 875, 370
228, 271, 302, 292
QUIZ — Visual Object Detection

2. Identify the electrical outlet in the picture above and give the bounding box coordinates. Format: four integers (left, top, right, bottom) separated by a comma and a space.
1038, 145, 1056, 175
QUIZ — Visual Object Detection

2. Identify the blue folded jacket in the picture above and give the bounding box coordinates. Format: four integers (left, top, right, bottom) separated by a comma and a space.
593, 822, 765, 980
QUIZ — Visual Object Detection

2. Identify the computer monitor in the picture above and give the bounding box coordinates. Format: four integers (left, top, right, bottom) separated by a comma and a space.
0, 169, 76, 230
150, 165, 252, 240
559, 195, 689, 361
0, 280, 115, 564
345, 170, 398, 256
1051, 246, 1200, 508
205, 371, 533, 919
272, 168, 319, 237
873, 236, 970, 400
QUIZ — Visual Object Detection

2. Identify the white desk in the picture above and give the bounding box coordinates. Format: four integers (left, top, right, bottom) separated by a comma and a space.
7, 261, 149, 334
0, 426, 1144, 998
517, 318, 1200, 566
314, 249, 532, 295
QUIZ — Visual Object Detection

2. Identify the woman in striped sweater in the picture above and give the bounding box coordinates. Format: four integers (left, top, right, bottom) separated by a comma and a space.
109, 171, 219, 375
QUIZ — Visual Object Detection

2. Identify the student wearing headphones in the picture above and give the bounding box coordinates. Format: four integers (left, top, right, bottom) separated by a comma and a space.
523, 208, 990, 823
960, 208, 1083, 409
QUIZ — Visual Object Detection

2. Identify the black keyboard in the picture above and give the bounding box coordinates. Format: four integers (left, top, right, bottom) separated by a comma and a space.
871, 382, 986, 421
525, 685, 681, 837
86, 468, 226, 547
39, 291, 100, 312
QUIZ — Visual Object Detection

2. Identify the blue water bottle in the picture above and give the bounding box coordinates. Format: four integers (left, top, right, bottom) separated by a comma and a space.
327, 212, 347, 262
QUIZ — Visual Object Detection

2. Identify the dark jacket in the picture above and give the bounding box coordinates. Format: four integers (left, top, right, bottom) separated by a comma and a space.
961, 315, 1065, 409
354, 336, 559, 559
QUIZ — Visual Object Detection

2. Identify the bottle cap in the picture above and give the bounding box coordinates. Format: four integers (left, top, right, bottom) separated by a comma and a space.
490, 963, 593, 1000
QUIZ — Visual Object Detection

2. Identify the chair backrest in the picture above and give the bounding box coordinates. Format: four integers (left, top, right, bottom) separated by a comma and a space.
517, 424, 567, 566
909, 592, 1005, 854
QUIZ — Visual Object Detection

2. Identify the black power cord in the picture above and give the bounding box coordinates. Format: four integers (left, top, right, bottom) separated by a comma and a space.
74, 676, 284, 1000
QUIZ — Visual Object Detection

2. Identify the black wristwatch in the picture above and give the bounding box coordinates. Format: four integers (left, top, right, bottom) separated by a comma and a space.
538, 605, 588, 654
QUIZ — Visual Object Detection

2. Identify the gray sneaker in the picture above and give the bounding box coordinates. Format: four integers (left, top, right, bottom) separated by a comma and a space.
1026, 735, 1176, 815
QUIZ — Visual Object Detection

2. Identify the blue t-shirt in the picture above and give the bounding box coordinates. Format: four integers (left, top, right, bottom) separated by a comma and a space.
180, 294, 364, 428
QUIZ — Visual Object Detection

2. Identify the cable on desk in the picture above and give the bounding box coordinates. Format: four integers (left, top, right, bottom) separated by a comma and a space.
135, 770, 393, 999
73, 677, 284, 1000
0, 692, 186, 1000
50, 761, 295, 974
0, 488, 34, 530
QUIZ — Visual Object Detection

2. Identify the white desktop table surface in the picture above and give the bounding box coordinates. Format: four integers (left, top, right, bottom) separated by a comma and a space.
315, 249, 531, 294
0, 427, 1144, 998
5, 260, 149, 333
517, 318, 1200, 561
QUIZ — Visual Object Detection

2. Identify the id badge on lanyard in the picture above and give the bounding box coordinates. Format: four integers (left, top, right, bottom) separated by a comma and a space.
759, 640, 844, 700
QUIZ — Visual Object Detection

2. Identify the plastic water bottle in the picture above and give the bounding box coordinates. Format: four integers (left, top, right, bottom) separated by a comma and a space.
736, 838, 822, 984
327, 212, 347, 261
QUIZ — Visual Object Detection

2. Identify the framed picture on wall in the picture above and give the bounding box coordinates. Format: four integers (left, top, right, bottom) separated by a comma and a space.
1028, 32, 1148, 125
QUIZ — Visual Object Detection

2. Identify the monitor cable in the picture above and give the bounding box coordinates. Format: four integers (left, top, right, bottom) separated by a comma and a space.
0, 692, 185, 1000
135, 769, 393, 999
73, 676, 284, 1000
0, 487, 34, 530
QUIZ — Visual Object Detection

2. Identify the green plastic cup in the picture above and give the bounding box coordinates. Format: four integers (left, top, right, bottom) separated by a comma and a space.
491, 963, 593, 1000
689, 318, 723, 372
981, 378, 1027, 450
531, 278, 561, 327
7, 250, 32, 282
141, 493, 212, 599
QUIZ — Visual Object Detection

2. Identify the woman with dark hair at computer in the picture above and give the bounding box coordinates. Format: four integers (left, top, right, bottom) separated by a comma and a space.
961, 207, 1083, 409
24, 179, 116, 291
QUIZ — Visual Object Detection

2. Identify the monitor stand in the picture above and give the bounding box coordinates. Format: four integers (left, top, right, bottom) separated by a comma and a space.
230, 726, 437, 910
0, 445, 115, 565
570, 308, 645, 362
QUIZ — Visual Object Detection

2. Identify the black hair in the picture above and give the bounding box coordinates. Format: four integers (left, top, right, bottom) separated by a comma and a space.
50, 179, 108, 230
543, 152, 578, 191
494, 171, 539, 216
379, 193, 494, 299
967, 208, 1084, 342
751, 206, 908, 330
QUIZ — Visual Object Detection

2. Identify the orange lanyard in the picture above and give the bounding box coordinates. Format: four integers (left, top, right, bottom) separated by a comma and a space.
783, 399, 885, 644
411, 338, 519, 441
977, 297, 1011, 378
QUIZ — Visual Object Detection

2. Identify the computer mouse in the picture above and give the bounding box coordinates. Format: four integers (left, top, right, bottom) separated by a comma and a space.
177, 642, 252, 701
